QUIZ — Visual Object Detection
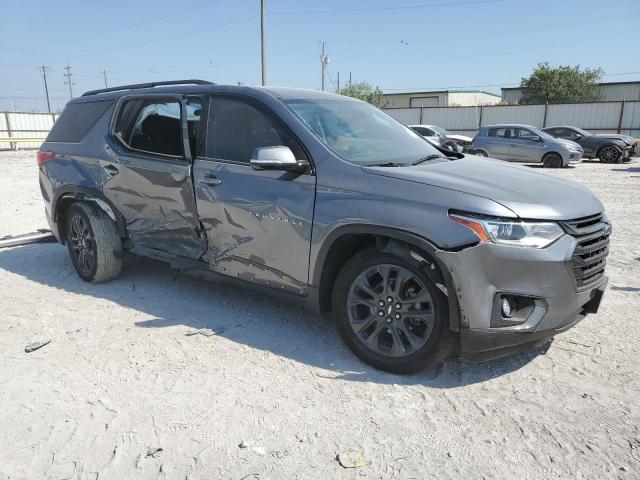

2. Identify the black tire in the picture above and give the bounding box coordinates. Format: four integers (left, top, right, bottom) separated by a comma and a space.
597, 145, 622, 164
474, 150, 488, 157
331, 247, 448, 374
542, 153, 563, 168
66, 202, 123, 283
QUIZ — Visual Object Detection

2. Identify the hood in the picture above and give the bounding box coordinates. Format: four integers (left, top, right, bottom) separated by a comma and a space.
447, 134, 473, 143
363, 155, 603, 220
594, 133, 636, 145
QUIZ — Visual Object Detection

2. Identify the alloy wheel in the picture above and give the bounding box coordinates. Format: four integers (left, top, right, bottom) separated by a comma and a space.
600, 146, 621, 163
69, 214, 96, 275
346, 264, 435, 358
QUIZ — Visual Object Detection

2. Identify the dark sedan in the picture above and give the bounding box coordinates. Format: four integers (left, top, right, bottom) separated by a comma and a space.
542, 126, 635, 163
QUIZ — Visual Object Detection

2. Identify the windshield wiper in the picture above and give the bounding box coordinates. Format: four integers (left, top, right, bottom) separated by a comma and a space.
411, 154, 448, 166
367, 162, 404, 167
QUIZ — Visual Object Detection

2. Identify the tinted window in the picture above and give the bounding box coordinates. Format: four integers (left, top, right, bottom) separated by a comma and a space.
206, 96, 305, 163
46, 100, 113, 143
118, 100, 183, 156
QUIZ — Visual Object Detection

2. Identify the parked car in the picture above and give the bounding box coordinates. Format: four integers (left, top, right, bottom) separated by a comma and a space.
472, 124, 583, 168
542, 126, 635, 163
409, 124, 472, 152
38, 80, 609, 373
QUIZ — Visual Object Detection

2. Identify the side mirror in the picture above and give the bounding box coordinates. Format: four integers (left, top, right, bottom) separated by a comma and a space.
250, 146, 309, 173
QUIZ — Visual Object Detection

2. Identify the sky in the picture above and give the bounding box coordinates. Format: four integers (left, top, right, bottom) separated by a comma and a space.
1, 0, 639, 112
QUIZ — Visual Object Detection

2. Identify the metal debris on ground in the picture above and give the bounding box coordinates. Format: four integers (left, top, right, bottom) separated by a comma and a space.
186, 327, 225, 337
337, 449, 366, 468
0, 229, 56, 249
24, 340, 51, 353
145, 447, 163, 458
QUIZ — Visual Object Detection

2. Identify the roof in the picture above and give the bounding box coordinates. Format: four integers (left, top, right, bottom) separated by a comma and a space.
482, 124, 538, 129
70, 82, 349, 104
501, 80, 640, 91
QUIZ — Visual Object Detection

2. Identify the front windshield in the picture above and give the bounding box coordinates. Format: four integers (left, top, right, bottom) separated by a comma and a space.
531, 127, 556, 140
430, 125, 449, 136
572, 127, 592, 137
285, 99, 442, 166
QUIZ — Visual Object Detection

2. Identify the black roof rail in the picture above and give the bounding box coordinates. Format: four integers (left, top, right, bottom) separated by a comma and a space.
81, 79, 214, 97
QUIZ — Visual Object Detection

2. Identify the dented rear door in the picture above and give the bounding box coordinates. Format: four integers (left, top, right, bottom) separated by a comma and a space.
102, 95, 205, 259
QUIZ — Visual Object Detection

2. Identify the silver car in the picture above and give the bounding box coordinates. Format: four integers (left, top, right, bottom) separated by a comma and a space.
472, 124, 583, 168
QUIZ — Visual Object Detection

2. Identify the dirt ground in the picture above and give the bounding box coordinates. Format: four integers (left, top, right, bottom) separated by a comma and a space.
0, 151, 639, 480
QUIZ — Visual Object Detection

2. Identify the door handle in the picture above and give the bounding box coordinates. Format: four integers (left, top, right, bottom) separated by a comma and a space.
198, 175, 222, 186
104, 164, 119, 176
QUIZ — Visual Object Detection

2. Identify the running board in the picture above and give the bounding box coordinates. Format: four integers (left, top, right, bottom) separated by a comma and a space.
0, 229, 57, 249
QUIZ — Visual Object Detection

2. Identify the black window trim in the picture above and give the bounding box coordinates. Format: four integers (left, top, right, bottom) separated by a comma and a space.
109, 93, 188, 162
195, 93, 315, 175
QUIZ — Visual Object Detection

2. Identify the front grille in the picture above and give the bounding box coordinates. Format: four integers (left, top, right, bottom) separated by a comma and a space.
560, 214, 610, 290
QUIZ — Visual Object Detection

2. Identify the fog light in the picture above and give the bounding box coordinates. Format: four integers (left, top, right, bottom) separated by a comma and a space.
501, 297, 516, 318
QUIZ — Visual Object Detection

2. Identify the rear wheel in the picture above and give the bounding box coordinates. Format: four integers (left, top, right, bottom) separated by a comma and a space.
598, 145, 622, 163
543, 153, 563, 168
66, 202, 123, 283
474, 150, 488, 157
332, 247, 448, 374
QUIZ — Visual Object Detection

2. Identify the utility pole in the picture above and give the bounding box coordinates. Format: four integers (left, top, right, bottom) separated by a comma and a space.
101, 70, 108, 88
337, 72, 340, 93
320, 42, 330, 91
64, 65, 74, 98
260, 0, 266, 86
39, 65, 51, 113
349, 71, 352, 87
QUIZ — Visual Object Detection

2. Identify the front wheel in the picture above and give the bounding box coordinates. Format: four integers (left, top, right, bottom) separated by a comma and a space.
598, 145, 622, 164
66, 202, 123, 283
332, 247, 448, 374
543, 153, 563, 168
474, 150, 488, 157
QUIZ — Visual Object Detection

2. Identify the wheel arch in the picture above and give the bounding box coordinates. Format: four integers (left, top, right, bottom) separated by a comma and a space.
314, 224, 461, 332
52, 186, 127, 240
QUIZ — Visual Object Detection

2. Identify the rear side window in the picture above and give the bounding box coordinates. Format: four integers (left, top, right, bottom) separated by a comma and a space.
46, 100, 113, 143
488, 128, 511, 138
115, 99, 183, 157
204, 96, 306, 163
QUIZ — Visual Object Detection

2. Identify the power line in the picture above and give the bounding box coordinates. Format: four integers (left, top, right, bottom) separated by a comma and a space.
270, 0, 503, 16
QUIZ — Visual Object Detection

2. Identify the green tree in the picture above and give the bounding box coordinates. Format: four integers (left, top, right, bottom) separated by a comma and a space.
338, 81, 387, 108
520, 62, 603, 104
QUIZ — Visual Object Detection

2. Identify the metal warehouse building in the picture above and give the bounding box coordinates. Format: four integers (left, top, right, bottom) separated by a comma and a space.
382, 90, 502, 108
501, 81, 640, 105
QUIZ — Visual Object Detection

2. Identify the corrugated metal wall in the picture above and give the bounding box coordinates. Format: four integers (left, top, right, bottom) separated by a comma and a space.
0, 112, 58, 150
384, 101, 640, 139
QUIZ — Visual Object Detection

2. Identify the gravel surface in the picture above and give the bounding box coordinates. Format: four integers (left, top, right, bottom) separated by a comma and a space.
0, 151, 639, 479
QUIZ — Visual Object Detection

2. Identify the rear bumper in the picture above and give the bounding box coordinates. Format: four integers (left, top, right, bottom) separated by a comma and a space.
435, 235, 608, 361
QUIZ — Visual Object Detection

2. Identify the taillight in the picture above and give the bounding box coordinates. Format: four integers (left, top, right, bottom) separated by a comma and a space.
36, 151, 55, 166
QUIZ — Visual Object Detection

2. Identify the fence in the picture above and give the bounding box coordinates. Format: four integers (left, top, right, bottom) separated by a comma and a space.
0, 112, 59, 150
383, 101, 640, 139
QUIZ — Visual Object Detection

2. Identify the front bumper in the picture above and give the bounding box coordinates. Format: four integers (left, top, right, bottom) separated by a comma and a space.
435, 235, 607, 361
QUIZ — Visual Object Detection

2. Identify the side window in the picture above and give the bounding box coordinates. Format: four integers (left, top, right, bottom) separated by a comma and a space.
545, 128, 559, 137
206, 96, 306, 163
489, 128, 509, 138
423, 128, 435, 136
513, 128, 538, 141
116, 99, 183, 157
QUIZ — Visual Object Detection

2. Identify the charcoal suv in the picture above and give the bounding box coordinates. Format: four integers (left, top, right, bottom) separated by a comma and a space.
38, 80, 610, 373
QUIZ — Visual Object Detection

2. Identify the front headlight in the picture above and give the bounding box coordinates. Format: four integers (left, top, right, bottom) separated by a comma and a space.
449, 212, 564, 248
